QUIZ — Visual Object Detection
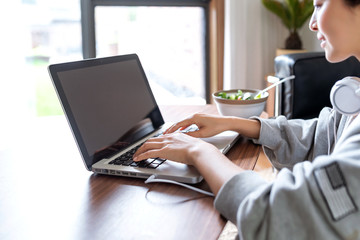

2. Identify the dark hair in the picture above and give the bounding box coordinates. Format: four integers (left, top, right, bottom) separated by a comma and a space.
344, 0, 360, 7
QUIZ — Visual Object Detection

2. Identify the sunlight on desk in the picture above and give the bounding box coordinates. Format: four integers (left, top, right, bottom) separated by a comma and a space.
0, 105, 268, 240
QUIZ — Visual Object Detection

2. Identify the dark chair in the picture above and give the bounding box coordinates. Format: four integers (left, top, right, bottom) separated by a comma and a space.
274, 52, 360, 119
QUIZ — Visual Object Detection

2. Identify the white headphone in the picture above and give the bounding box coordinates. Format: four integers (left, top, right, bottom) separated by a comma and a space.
330, 76, 360, 115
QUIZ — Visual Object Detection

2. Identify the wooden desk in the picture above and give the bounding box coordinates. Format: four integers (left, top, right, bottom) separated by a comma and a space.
0, 105, 263, 240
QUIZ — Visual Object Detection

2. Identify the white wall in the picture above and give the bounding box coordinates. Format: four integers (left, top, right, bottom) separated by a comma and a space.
223, 0, 322, 90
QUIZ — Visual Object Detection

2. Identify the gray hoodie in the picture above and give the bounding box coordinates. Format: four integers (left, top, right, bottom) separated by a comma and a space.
214, 107, 360, 240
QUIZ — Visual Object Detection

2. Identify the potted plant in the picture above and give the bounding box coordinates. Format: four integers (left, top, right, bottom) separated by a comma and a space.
262, 0, 314, 50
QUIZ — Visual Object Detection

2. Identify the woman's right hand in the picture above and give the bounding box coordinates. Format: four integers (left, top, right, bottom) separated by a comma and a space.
164, 113, 232, 138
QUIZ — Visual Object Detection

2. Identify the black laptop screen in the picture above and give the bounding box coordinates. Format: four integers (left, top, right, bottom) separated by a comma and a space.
50, 55, 164, 170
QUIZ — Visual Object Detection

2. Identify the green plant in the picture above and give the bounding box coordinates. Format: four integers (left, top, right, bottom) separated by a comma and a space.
262, 0, 314, 49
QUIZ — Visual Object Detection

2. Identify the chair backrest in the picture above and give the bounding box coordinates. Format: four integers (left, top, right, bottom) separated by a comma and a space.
274, 52, 360, 119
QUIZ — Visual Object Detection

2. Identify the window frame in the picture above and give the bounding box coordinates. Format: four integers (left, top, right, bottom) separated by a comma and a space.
80, 0, 211, 102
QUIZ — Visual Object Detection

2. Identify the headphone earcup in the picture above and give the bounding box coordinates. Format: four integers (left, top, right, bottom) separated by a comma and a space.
330, 77, 360, 115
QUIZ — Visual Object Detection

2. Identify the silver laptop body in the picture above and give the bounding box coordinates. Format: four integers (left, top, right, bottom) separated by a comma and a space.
48, 54, 239, 184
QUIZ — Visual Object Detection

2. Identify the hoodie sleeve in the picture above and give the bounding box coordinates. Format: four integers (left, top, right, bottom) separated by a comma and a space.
251, 107, 339, 169
215, 151, 360, 240
214, 109, 359, 240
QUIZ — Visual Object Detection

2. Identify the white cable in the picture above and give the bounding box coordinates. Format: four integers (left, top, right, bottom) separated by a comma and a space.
145, 175, 215, 197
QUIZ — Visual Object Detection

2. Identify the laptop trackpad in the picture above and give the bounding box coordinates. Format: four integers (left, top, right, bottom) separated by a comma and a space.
201, 130, 239, 153
155, 160, 203, 184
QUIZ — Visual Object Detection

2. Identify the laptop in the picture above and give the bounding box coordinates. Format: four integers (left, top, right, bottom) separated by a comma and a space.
48, 54, 239, 184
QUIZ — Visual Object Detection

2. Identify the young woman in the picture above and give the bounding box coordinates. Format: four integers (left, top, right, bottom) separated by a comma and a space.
134, 0, 360, 238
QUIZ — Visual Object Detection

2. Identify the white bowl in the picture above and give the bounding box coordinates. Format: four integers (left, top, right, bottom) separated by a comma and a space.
213, 89, 268, 118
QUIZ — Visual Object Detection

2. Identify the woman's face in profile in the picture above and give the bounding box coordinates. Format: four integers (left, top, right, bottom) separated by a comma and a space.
309, 0, 360, 62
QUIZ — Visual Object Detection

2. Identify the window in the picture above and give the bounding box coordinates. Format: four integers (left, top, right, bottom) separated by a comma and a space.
0, 0, 82, 117
81, 0, 210, 104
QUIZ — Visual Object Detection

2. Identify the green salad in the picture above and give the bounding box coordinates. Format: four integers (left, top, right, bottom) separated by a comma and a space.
217, 90, 261, 100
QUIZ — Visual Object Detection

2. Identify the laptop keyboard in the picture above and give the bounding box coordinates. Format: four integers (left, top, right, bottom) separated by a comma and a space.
108, 130, 166, 169
108, 143, 166, 169
108, 125, 198, 169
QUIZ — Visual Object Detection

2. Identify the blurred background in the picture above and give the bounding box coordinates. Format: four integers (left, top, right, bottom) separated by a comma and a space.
0, 0, 211, 150
0, 0, 320, 150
